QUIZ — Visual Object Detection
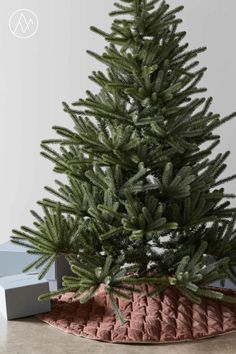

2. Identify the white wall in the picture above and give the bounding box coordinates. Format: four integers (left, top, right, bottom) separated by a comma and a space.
0, 0, 236, 243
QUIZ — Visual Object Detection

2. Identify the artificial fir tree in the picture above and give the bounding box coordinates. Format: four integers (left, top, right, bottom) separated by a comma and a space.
11, 0, 236, 323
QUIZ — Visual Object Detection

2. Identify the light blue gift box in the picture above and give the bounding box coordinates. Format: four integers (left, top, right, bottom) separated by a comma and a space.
0, 241, 72, 290
0, 273, 51, 320
209, 278, 236, 290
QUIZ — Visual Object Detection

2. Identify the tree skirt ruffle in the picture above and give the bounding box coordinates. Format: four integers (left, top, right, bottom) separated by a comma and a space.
37, 285, 236, 344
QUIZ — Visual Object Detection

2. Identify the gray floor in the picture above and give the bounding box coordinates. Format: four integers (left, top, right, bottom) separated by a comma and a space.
1, 314, 236, 354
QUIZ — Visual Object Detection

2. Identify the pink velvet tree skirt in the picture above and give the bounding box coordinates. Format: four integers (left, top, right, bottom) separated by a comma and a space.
37, 285, 236, 344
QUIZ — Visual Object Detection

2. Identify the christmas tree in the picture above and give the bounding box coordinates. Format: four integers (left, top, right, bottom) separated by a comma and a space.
11, 0, 236, 323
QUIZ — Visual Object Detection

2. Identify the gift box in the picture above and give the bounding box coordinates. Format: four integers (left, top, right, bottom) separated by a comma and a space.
0, 241, 73, 289
0, 241, 36, 277
210, 277, 236, 290
0, 273, 51, 320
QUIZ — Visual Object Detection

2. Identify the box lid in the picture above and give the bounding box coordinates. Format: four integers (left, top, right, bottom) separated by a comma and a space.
0, 273, 48, 290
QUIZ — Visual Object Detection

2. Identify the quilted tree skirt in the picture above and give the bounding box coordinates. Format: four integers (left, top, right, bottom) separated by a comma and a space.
37, 285, 236, 344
